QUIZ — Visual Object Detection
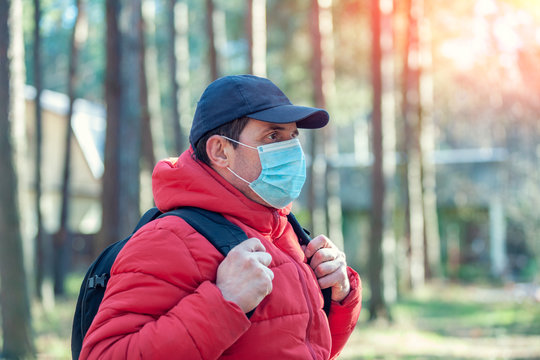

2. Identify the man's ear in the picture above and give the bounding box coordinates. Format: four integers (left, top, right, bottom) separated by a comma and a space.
206, 135, 231, 168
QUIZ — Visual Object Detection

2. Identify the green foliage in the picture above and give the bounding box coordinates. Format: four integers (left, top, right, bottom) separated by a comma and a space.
521, 258, 538, 282
457, 264, 490, 283
23, 0, 106, 99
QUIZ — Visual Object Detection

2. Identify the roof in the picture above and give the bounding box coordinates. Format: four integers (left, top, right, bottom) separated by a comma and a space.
25, 86, 105, 179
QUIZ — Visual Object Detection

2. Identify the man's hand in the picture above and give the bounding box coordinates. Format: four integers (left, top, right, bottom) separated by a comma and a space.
216, 238, 274, 313
303, 235, 350, 302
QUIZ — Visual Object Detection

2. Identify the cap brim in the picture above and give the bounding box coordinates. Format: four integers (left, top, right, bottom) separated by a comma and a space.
247, 104, 329, 129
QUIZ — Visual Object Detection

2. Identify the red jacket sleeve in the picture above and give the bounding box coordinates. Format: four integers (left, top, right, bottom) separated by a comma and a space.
79, 225, 251, 360
328, 267, 362, 359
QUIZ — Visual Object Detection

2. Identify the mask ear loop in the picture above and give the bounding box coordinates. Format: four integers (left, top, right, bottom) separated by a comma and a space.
220, 136, 257, 184
220, 136, 258, 150
227, 167, 251, 185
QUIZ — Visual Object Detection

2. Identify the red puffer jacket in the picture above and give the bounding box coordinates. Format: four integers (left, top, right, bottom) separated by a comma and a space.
80, 149, 361, 360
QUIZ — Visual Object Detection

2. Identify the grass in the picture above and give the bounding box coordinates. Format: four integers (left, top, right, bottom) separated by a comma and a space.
340, 282, 540, 359
33, 274, 81, 359
16, 277, 540, 359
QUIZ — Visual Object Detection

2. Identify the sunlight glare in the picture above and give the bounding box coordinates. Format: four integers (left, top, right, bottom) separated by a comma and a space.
475, 0, 498, 16
440, 0, 540, 72
439, 39, 477, 70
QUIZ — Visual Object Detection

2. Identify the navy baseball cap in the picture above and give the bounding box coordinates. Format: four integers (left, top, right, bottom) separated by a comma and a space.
189, 74, 329, 147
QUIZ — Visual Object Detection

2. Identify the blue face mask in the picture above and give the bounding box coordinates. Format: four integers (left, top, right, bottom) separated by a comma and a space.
222, 136, 306, 209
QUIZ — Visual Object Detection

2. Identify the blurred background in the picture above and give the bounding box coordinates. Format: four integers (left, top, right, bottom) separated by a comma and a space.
0, 0, 539, 358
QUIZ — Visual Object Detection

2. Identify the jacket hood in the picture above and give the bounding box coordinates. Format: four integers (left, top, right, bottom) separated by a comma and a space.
152, 148, 292, 235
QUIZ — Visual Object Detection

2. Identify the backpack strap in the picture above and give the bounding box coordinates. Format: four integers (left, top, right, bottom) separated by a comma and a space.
134, 207, 163, 233
160, 207, 248, 256
287, 213, 332, 316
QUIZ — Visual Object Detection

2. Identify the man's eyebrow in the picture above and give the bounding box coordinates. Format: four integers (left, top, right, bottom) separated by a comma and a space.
266, 125, 299, 135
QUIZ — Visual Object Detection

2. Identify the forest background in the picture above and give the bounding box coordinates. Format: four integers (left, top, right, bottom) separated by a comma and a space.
1, 0, 540, 358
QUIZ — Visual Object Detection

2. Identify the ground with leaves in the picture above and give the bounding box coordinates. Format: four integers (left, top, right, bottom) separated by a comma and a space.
23, 278, 540, 359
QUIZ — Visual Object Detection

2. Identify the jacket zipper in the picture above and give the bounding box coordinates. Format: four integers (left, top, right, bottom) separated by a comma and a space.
272, 210, 318, 359
274, 242, 318, 360
293, 258, 318, 360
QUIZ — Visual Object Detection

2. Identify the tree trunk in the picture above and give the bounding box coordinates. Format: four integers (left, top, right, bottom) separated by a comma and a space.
321, 0, 342, 250
246, 0, 267, 76
33, 0, 52, 303
380, 0, 397, 305
139, 4, 155, 169
489, 196, 507, 276
0, 0, 34, 357
100, 0, 143, 249
100, 0, 122, 252
309, 0, 343, 247
142, 0, 166, 160
403, 0, 440, 287
246, 0, 253, 73
205, 0, 218, 80
308, 0, 327, 236
174, 2, 191, 152
117, 0, 143, 235
417, 5, 441, 278
399, 0, 412, 290
138, 2, 155, 210
56, 0, 87, 296
168, 0, 184, 154
368, 0, 391, 321
403, 0, 426, 289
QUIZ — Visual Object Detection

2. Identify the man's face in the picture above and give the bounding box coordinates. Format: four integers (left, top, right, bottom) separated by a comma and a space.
227, 119, 300, 207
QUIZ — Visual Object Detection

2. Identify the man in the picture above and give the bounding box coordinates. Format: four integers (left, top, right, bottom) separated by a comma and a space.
80, 75, 361, 359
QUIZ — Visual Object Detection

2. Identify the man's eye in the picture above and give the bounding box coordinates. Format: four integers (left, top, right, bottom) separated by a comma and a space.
268, 132, 278, 140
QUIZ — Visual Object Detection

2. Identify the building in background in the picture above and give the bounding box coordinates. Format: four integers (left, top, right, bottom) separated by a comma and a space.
24, 86, 104, 267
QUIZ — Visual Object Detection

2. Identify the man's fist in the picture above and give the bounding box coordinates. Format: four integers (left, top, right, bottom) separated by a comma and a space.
304, 235, 350, 302
216, 238, 274, 313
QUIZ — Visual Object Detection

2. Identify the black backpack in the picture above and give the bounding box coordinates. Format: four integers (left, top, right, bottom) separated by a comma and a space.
71, 206, 331, 359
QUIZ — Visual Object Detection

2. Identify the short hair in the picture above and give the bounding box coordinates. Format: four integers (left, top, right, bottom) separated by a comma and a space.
193, 117, 251, 166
